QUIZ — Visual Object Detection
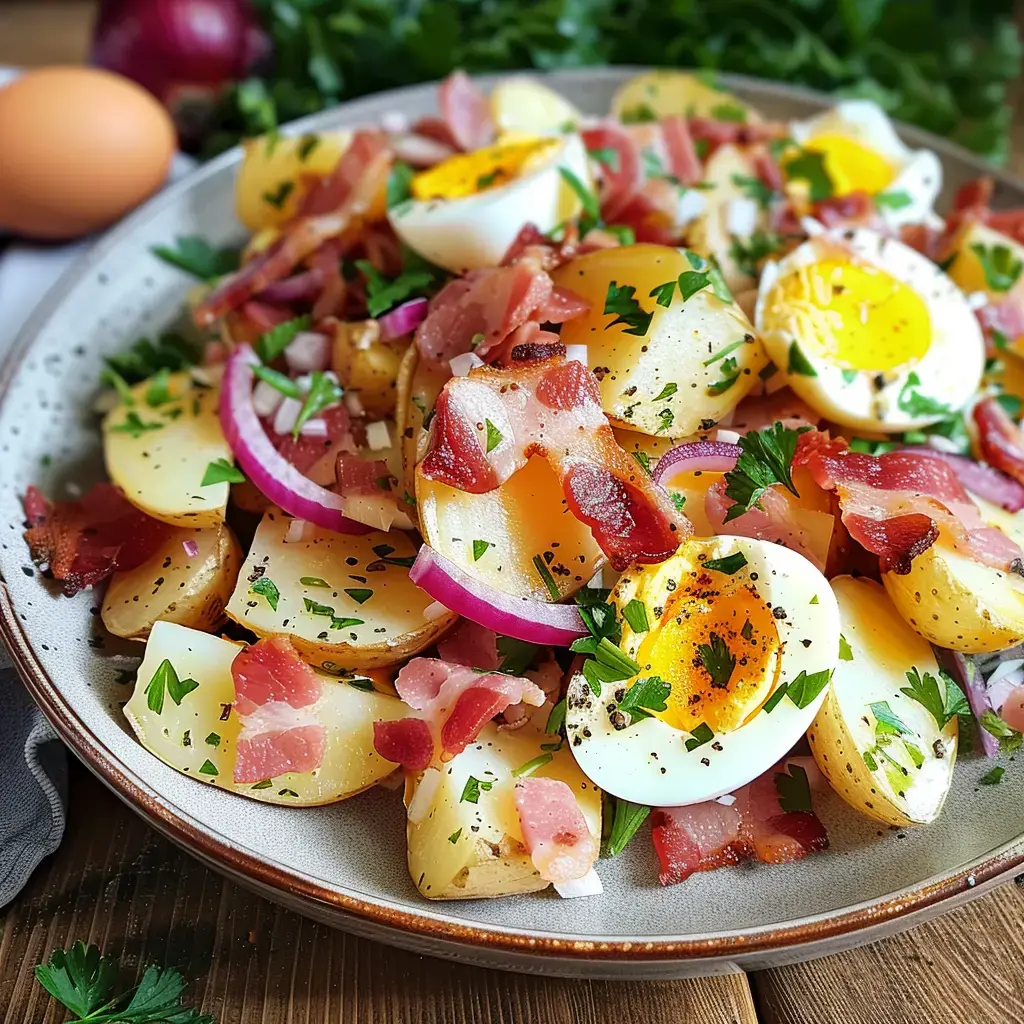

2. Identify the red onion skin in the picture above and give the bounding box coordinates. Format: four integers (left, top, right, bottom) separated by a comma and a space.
900, 446, 1024, 513
935, 647, 999, 758
378, 298, 430, 342
256, 269, 325, 305
652, 441, 741, 489
92, 0, 270, 149
410, 545, 588, 646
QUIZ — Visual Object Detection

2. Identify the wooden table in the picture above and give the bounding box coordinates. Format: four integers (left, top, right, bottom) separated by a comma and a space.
4, 3, 1024, 1021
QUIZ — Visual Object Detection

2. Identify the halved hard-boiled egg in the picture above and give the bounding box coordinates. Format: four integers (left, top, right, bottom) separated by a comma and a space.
755, 228, 984, 433
787, 100, 941, 229
809, 576, 958, 826
388, 133, 590, 272
566, 536, 840, 806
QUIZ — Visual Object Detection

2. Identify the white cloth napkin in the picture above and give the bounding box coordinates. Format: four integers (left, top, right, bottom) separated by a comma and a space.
0, 65, 196, 906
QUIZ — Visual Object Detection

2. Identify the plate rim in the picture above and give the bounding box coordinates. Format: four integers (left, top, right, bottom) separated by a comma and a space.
3, 66, 1024, 964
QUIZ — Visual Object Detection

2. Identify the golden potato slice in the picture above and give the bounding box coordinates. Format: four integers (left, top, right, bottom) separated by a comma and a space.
103, 369, 234, 528
553, 245, 768, 437
102, 524, 241, 641
489, 77, 582, 134
331, 319, 410, 421
225, 509, 456, 671
235, 131, 351, 231
809, 577, 958, 826
611, 70, 760, 123
405, 723, 601, 899
416, 456, 605, 603
126, 621, 408, 805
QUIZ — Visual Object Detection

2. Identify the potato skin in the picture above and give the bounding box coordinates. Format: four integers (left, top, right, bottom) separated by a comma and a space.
102, 524, 241, 641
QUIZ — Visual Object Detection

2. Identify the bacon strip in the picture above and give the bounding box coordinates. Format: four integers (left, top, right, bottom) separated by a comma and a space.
661, 115, 702, 186
231, 637, 326, 783
795, 430, 1023, 575
372, 657, 545, 769
514, 777, 598, 883
652, 758, 828, 886
975, 396, 1024, 488
438, 70, 495, 152
22, 483, 169, 596
194, 132, 392, 327
436, 620, 501, 671
419, 357, 690, 569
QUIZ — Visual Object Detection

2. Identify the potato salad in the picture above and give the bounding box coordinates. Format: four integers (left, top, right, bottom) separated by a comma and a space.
22, 69, 1024, 900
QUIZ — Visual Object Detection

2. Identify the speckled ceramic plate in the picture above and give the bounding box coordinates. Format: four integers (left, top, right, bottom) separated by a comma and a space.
3, 69, 1024, 979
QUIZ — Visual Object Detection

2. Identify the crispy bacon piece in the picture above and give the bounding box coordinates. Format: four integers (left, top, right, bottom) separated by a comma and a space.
194, 132, 391, 327
975, 397, 1024, 487
419, 358, 690, 569
372, 657, 545, 769
754, 146, 784, 192
436, 620, 501, 671
795, 430, 1023, 575
977, 291, 1024, 348
514, 777, 598, 883
438, 70, 495, 152
336, 453, 391, 496
661, 115, 702, 186
231, 637, 326, 783
582, 123, 645, 222
22, 483, 169, 596
687, 116, 786, 154
652, 758, 828, 886
905, 443, 1024, 513
813, 190, 875, 228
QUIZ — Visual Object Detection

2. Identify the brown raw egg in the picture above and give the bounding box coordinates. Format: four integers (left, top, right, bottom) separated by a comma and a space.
0, 66, 176, 239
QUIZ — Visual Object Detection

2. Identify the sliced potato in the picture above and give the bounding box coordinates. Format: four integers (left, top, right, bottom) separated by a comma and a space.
945, 219, 1024, 307
883, 499, 1024, 653
416, 455, 605, 602
225, 509, 456, 671
809, 577, 957, 826
102, 524, 241, 640
611, 70, 760, 123
126, 621, 409, 805
405, 723, 601, 899
332, 319, 410, 420
103, 369, 233, 528
490, 77, 582, 134
552, 244, 769, 437
235, 131, 352, 231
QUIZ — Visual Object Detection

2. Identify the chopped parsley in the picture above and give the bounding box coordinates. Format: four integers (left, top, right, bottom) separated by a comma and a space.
787, 341, 818, 377
198, 759, 219, 776
784, 149, 834, 202
292, 370, 343, 438
702, 551, 747, 575
484, 418, 503, 453
459, 775, 494, 804
151, 235, 241, 280
670, 492, 687, 512
697, 632, 735, 689
631, 450, 652, 476
604, 223, 636, 246
471, 539, 492, 561
722, 423, 808, 522
448, 828, 463, 844
371, 543, 416, 568
602, 797, 650, 857
838, 634, 854, 661
971, 242, 1024, 292
263, 180, 295, 209
604, 280, 654, 337
617, 675, 671, 722
205, 733, 221, 747
875, 190, 912, 211
786, 668, 833, 709
249, 577, 280, 611
711, 101, 747, 122
621, 598, 650, 633
300, 576, 331, 587
201, 458, 245, 486
252, 364, 302, 398
144, 368, 173, 407
144, 659, 199, 715
532, 554, 561, 601
511, 753, 554, 778
558, 167, 601, 234
841, 368, 858, 385
620, 102, 657, 124
649, 281, 677, 307
297, 133, 320, 161
682, 249, 733, 302
497, 636, 541, 676
587, 146, 620, 170
870, 700, 914, 737
702, 338, 748, 367
707, 357, 740, 396
251, 779, 273, 790
355, 259, 435, 318
109, 411, 164, 438
730, 173, 775, 209
546, 697, 567, 737
656, 408, 675, 433
344, 588, 373, 604
901, 666, 969, 730
684, 721, 715, 752
897, 372, 950, 417
255, 315, 312, 364
763, 683, 789, 714
387, 161, 415, 209
774, 763, 812, 812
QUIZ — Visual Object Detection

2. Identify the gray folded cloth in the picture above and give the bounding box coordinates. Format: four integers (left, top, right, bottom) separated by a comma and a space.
0, 658, 67, 908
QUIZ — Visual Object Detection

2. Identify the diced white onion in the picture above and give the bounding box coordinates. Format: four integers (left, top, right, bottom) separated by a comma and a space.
284, 518, 313, 544
675, 188, 708, 227
925, 434, 966, 454
726, 197, 759, 238
554, 867, 604, 899
406, 768, 442, 824
273, 396, 302, 435
299, 418, 329, 437
565, 344, 588, 366
252, 380, 285, 418
344, 391, 365, 417
424, 600, 451, 620
800, 216, 827, 237
449, 352, 485, 377
285, 331, 331, 374
967, 291, 989, 311
715, 429, 741, 445
987, 659, 1024, 691
715, 794, 737, 806
365, 420, 392, 450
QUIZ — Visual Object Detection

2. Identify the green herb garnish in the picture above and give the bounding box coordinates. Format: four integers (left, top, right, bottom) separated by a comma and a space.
604, 281, 654, 337
151, 236, 240, 280
697, 633, 735, 688
723, 422, 808, 522
144, 659, 199, 715
201, 458, 244, 486
249, 577, 280, 611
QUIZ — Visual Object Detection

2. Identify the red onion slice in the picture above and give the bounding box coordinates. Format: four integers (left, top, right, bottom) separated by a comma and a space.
220, 345, 371, 534
652, 440, 741, 488
409, 545, 588, 646
935, 648, 998, 758
901, 446, 1024, 512
378, 298, 429, 342
255, 269, 325, 304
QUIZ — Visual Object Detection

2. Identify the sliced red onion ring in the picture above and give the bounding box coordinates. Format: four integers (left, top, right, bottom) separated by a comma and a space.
378, 297, 429, 342
901, 446, 1024, 512
935, 648, 998, 758
220, 345, 371, 534
410, 545, 587, 646
652, 440, 741, 488
255, 268, 325, 304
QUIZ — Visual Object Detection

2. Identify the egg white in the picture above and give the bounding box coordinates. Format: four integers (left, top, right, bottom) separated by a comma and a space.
754, 227, 985, 433
388, 133, 590, 273
566, 537, 841, 806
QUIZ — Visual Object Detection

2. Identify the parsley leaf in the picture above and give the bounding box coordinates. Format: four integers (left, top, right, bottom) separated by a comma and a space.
484, 418, 503, 453
786, 669, 833, 709
460, 775, 494, 804
981, 766, 1006, 785
371, 543, 416, 568
255, 315, 312, 364
109, 411, 164, 438
901, 666, 969, 729
472, 539, 492, 561
587, 146, 620, 170
617, 675, 671, 722
787, 341, 818, 377
387, 161, 415, 209
683, 249, 733, 302
875, 190, 913, 211
604, 281, 654, 337
201, 458, 244, 486
897, 372, 951, 417
731, 173, 775, 209
263, 179, 295, 209
870, 700, 914, 736
35, 941, 118, 1018
838, 634, 854, 661
355, 259, 435, 317
498, 636, 541, 676
559, 167, 601, 233
774, 762, 812, 812
249, 577, 280, 611
723, 423, 808, 521
102, 332, 198, 388
344, 588, 373, 604
144, 660, 199, 715
784, 149, 834, 202
685, 721, 715, 751
649, 281, 676, 307
621, 598, 650, 633
602, 797, 650, 857
151, 236, 240, 280
980, 709, 1024, 754
703, 551, 747, 575
971, 242, 1024, 292
292, 370, 343, 438
653, 382, 678, 401
697, 633, 735, 688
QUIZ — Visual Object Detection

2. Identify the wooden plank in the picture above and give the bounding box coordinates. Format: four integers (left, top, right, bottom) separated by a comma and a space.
0, 2, 96, 68
0, 766, 760, 1023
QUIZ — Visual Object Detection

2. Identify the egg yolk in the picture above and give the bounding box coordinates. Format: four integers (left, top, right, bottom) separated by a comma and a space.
803, 133, 895, 197
634, 567, 782, 735
764, 258, 931, 372
410, 137, 561, 201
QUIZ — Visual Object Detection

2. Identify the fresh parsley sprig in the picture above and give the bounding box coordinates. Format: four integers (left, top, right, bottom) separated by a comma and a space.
722, 423, 809, 522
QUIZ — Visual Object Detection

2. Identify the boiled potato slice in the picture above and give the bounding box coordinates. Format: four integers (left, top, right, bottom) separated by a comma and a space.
332, 319, 410, 421
490, 77, 581, 134
945, 219, 1024, 308
883, 497, 1024, 653
103, 370, 233, 528
553, 244, 769, 436
416, 455, 605, 603
235, 131, 352, 231
809, 577, 957, 826
405, 723, 601, 899
126, 621, 408, 805
225, 509, 456, 671
102, 524, 241, 641
611, 70, 760, 123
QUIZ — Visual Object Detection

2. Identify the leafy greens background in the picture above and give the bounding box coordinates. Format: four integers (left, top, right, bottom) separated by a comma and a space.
216, 0, 1022, 162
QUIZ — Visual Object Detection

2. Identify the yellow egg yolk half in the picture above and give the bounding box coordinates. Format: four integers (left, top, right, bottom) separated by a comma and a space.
410, 137, 561, 201
763, 258, 931, 372
634, 566, 782, 735
803, 133, 895, 197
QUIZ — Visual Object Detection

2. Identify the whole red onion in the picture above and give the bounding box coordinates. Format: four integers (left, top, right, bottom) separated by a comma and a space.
91, 0, 270, 148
